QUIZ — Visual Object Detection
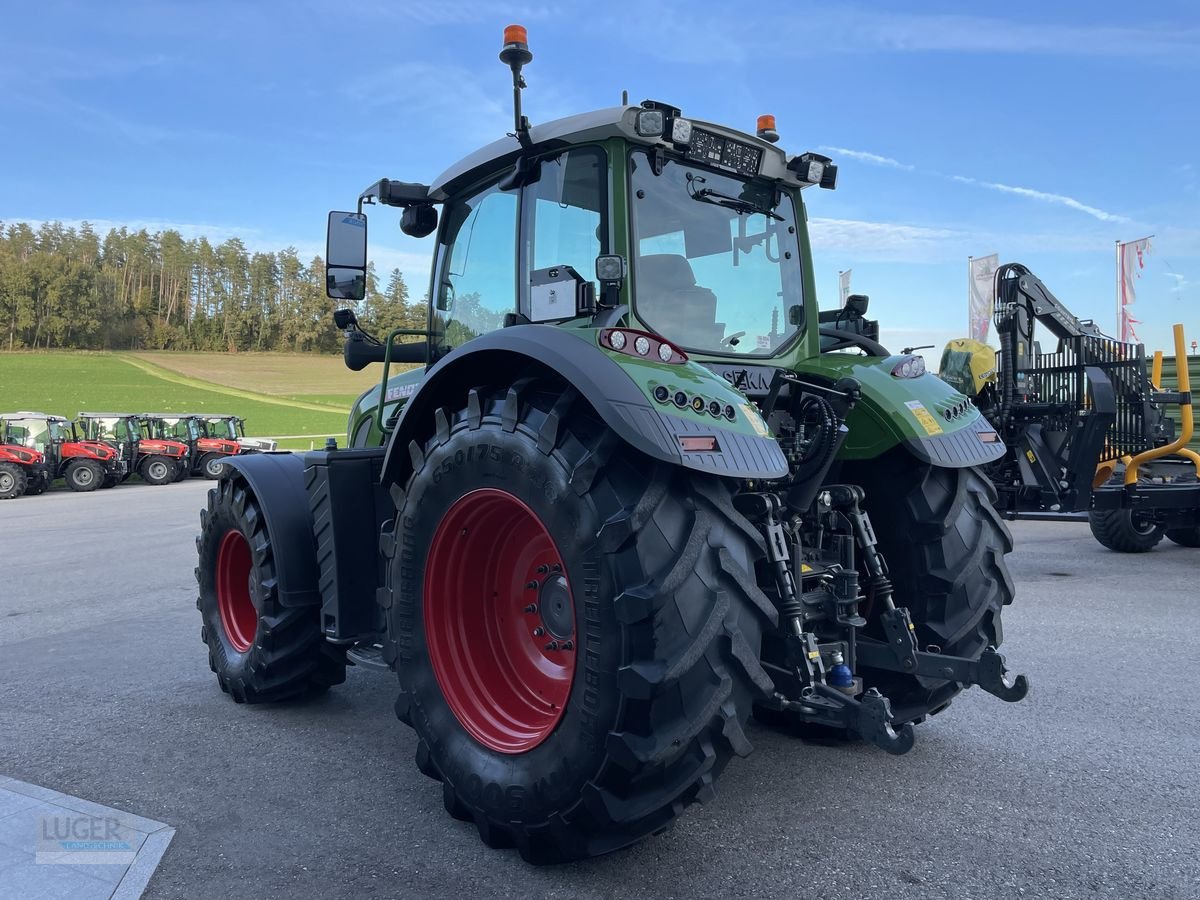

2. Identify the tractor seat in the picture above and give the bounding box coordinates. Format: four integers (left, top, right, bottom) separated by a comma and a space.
636, 254, 724, 348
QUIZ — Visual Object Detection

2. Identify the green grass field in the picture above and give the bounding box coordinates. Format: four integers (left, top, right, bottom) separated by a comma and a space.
0, 352, 363, 450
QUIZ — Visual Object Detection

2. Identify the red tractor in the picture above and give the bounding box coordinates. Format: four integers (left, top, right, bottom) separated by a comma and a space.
77, 412, 191, 486
142, 414, 239, 479
0, 412, 125, 492
0, 442, 50, 499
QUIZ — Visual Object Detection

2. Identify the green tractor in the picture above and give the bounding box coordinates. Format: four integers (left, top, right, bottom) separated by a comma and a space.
195, 28, 1026, 864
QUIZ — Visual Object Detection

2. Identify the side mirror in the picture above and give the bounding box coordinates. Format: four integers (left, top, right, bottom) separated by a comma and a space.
326, 211, 368, 301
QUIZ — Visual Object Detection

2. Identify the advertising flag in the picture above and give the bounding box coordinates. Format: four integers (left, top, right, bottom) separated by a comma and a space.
1119, 236, 1152, 343
968, 254, 999, 343
838, 269, 852, 308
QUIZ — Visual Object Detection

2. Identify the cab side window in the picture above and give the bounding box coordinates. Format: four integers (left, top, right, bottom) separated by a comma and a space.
525, 146, 606, 298
436, 182, 518, 350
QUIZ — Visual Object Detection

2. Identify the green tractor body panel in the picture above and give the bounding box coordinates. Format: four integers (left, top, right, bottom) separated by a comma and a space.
792, 355, 988, 460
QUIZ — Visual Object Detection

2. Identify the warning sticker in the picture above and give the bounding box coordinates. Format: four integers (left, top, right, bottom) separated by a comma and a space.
904, 400, 943, 436
740, 402, 771, 438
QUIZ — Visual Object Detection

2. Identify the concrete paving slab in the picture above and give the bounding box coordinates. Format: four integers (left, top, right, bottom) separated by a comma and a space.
0, 780, 175, 900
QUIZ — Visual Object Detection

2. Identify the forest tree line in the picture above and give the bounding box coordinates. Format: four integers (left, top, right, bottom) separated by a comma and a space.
0, 221, 426, 352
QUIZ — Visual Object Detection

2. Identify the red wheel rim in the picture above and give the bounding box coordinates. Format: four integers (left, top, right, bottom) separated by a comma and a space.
216, 530, 256, 653
425, 488, 576, 754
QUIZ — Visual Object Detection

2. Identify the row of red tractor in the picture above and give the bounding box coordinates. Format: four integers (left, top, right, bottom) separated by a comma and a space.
0, 412, 277, 499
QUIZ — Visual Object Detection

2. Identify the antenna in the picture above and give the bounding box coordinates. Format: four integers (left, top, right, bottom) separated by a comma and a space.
499, 25, 534, 149
622, 89, 629, 105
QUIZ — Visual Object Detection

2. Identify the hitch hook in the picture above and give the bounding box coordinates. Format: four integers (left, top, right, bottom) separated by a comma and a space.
977, 647, 1030, 703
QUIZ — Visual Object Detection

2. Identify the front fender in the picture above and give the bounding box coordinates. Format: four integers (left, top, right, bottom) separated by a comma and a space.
217, 453, 321, 608
379, 325, 788, 489
797, 355, 1007, 468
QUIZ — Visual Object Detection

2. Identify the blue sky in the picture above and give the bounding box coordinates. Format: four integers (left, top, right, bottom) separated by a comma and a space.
3, 1, 1197, 354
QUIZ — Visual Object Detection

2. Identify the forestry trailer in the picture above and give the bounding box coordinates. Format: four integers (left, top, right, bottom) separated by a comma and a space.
0, 412, 124, 492
939, 263, 1199, 552
194, 27, 1028, 864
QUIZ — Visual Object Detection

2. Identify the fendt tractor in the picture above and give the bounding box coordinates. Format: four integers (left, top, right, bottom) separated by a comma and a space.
939, 263, 1200, 552
0, 412, 125, 492
0, 441, 49, 499
144, 414, 238, 478
195, 29, 1028, 864
196, 414, 279, 454
76, 412, 191, 486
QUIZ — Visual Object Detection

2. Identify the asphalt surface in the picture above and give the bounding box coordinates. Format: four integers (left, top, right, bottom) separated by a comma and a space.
1, 480, 1198, 900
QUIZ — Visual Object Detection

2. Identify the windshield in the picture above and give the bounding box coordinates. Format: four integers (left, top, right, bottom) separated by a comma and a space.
629, 152, 803, 356
205, 418, 237, 440
48, 420, 75, 442
81, 417, 132, 441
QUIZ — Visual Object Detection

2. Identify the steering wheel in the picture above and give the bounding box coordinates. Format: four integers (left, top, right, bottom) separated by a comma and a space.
818, 326, 890, 357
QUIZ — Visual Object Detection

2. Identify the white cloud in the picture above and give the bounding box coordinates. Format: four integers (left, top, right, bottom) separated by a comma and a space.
818, 146, 914, 171
809, 217, 962, 262
949, 175, 1129, 223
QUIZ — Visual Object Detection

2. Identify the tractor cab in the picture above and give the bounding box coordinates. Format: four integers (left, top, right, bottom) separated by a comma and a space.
76, 412, 141, 479
78, 412, 190, 485
194, 415, 278, 453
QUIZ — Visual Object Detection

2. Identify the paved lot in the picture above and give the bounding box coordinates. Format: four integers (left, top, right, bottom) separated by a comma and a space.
1, 480, 1198, 899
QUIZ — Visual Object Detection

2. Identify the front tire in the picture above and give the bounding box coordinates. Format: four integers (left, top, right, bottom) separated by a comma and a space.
140, 456, 177, 485
200, 452, 227, 480
1088, 509, 1164, 552
65, 459, 103, 492
387, 383, 776, 864
196, 476, 347, 702
0, 462, 27, 499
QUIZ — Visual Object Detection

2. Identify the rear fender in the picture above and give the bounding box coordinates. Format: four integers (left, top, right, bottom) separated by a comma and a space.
379, 325, 789, 490
217, 454, 321, 609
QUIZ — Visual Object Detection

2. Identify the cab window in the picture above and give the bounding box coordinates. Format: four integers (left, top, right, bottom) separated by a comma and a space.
435, 181, 518, 351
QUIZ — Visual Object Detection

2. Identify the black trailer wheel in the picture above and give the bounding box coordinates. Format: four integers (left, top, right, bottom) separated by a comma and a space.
196, 476, 347, 702
0, 462, 26, 500
1088, 509, 1164, 553
139, 456, 177, 485
841, 453, 1015, 725
65, 459, 103, 492
200, 452, 227, 480
1165, 526, 1200, 547
24, 473, 48, 496
387, 382, 776, 864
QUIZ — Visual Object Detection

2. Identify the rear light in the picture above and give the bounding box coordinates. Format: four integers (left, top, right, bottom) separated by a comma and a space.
890, 355, 926, 379
600, 329, 687, 364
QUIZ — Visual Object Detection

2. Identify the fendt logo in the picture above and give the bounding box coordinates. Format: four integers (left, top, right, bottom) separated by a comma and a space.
703, 365, 774, 397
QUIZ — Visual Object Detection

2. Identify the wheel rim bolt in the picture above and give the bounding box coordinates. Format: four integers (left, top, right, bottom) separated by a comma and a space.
544, 641, 559, 651
523, 603, 538, 614
532, 626, 544, 637
561, 640, 573, 651
526, 580, 539, 590
536, 564, 549, 574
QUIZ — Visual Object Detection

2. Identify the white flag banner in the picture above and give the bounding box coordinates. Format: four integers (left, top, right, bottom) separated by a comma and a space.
1119, 236, 1152, 343
968, 254, 999, 343
838, 269, 852, 307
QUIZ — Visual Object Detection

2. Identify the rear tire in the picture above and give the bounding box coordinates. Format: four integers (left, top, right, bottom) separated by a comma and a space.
1165, 526, 1200, 548
201, 452, 226, 480
845, 453, 1014, 725
196, 475, 347, 702
140, 456, 177, 486
0, 462, 26, 499
65, 459, 103, 492
387, 382, 776, 863
1088, 509, 1164, 552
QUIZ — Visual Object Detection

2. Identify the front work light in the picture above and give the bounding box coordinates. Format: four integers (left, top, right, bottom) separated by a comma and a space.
595, 254, 627, 283
671, 117, 693, 145
789, 152, 838, 190
636, 109, 665, 136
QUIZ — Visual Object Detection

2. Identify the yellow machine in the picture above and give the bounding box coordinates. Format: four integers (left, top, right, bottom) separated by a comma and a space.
938, 338, 997, 398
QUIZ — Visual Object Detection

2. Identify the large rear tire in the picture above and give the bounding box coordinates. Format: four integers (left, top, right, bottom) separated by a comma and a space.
196, 476, 347, 702
0, 462, 26, 499
1088, 508, 1164, 553
65, 459, 103, 492
845, 452, 1015, 725
387, 382, 776, 864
